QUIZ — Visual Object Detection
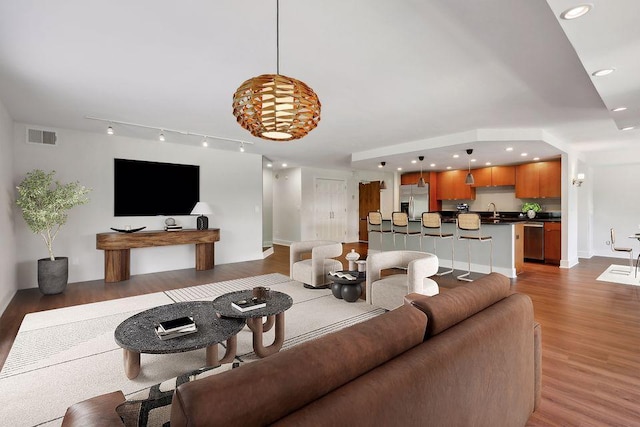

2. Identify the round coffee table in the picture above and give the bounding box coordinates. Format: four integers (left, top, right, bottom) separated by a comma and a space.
114, 301, 245, 379
327, 271, 366, 303
212, 290, 293, 358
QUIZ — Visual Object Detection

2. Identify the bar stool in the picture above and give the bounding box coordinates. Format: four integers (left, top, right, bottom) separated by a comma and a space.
421, 212, 454, 276
610, 228, 636, 276
456, 213, 492, 282
367, 211, 392, 249
391, 211, 421, 249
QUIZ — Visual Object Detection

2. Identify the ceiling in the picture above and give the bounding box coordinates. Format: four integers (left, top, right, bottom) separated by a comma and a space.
0, 0, 637, 172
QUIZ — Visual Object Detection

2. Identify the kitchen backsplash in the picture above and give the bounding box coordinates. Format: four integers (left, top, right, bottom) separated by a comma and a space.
440, 187, 561, 212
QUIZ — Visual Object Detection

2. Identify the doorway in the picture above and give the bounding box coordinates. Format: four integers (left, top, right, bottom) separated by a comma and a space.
359, 181, 381, 242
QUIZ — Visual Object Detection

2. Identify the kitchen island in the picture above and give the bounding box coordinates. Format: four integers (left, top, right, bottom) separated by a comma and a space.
367, 219, 523, 278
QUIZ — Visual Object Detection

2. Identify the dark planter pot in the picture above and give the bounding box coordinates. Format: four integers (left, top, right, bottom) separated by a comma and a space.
37, 257, 68, 295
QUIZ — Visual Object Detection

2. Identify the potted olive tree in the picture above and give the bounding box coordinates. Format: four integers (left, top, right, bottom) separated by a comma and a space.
16, 170, 91, 294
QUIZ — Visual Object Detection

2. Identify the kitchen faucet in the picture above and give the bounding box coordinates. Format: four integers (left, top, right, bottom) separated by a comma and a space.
488, 202, 498, 218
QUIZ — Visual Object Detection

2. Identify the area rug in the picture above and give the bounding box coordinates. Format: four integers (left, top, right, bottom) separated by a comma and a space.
596, 264, 640, 286
0, 273, 385, 427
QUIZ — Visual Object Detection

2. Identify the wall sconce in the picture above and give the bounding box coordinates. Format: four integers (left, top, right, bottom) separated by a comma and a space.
572, 173, 585, 187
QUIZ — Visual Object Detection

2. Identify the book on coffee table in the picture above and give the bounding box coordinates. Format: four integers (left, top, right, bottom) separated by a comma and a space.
158, 316, 196, 333
232, 298, 266, 312
155, 325, 197, 340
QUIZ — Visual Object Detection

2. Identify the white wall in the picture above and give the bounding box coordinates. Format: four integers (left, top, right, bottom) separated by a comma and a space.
272, 168, 302, 245
0, 100, 16, 312
13, 123, 264, 288
262, 166, 273, 248
272, 167, 393, 245
591, 162, 640, 259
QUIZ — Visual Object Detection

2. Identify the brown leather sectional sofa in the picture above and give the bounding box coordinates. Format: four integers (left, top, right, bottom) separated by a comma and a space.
63, 272, 541, 426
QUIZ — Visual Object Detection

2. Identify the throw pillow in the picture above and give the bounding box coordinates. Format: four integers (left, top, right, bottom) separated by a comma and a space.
116, 362, 242, 427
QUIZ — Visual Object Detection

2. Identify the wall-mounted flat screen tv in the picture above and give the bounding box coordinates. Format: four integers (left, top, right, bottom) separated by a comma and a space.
114, 158, 199, 216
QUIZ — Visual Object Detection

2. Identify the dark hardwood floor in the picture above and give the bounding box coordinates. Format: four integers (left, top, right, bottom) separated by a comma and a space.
1, 243, 639, 425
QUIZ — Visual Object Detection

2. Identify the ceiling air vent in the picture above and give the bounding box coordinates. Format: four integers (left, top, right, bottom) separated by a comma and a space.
27, 128, 57, 145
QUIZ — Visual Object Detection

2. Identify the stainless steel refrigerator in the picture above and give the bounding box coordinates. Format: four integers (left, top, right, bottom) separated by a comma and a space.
400, 184, 429, 220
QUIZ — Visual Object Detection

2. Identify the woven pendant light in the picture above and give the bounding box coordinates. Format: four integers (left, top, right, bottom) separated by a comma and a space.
232, 0, 321, 141
233, 74, 320, 141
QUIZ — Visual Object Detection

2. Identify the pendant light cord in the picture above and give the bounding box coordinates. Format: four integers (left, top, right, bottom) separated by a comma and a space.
276, 0, 280, 75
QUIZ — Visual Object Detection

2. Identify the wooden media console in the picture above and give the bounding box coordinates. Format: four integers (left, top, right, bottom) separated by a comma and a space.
96, 229, 220, 283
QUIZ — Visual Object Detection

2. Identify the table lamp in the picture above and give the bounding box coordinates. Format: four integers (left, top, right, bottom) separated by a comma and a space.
190, 202, 213, 230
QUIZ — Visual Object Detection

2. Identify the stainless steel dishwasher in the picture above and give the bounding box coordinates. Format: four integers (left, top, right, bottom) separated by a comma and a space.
523, 222, 544, 260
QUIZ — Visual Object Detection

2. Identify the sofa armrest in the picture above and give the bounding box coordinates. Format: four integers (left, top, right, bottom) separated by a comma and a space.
534, 321, 542, 411
61, 391, 125, 427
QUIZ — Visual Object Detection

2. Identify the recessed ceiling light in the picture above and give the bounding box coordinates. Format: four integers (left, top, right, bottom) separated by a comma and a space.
411, 160, 417, 164
397, 167, 403, 171
533, 157, 540, 161
611, 107, 627, 112
202, 141, 208, 147
592, 68, 615, 77
622, 126, 635, 131
485, 162, 491, 166
266, 163, 273, 168
505, 147, 513, 152
471, 159, 477, 162
560, 4, 592, 20
521, 153, 528, 157
282, 163, 287, 167
453, 154, 459, 158
446, 166, 452, 170
430, 163, 436, 167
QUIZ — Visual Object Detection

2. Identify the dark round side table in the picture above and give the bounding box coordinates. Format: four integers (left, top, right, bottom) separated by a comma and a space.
327, 271, 366, 303
212, 290, 293, 358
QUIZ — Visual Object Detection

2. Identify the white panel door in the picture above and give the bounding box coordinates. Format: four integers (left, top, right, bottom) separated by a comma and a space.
315, 178, 347, 242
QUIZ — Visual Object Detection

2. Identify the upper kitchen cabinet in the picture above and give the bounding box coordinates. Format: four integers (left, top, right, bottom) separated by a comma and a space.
471, 166, 515, 187
539, 161, 561, 198
400, 172, 429, 185
515, 160, 560, 199
491, 166, 516, 186
436, 170, 476, 200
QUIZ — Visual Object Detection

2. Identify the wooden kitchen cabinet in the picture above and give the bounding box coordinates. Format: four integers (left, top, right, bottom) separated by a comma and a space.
471, 167, 492, 187
436, 170, 476, 200
400, 172, 421, 185
544, 222, 561, 265
471, 166, 515, 187
515, 162, 540, 198
491, 166, 516, 186
539, 161, 561, 198
516, 160, 560, 198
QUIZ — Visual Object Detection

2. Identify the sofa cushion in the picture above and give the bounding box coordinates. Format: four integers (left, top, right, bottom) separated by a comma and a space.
404, 272, 510, 338
291, 258, 342, 286
170, 305, 427, 427
116, 362, 241, 427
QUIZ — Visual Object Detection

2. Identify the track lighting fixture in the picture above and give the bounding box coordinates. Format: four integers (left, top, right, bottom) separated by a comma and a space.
378, 161, 386, 168
239, 142, 245, 152
85, 116, 253, 150
465, 149, 475, 185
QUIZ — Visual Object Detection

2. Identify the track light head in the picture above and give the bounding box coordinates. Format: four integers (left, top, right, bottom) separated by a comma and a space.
466, 149, 473, 155
418, 156, 424, 161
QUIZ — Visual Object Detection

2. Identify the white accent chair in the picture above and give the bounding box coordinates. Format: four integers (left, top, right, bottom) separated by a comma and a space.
366, 250, 439, 310
290, 240, 344, 288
